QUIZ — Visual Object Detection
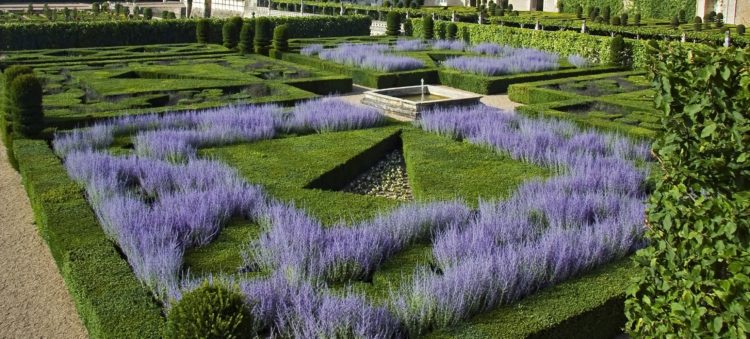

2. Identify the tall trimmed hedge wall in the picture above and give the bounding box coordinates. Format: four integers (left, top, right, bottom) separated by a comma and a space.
411, 19, 690, 69
0, 16, 372, 50
560, 0, 696, 19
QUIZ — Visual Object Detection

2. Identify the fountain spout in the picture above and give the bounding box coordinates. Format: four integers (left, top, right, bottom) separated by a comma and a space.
421, 79, 425, 102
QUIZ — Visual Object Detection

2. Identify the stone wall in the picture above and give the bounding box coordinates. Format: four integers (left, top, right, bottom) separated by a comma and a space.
736, 2, 750, 25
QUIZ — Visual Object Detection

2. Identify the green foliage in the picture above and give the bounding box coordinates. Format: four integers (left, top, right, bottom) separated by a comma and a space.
0, 16, 372, 51
238, 21, 254, 54
254, 17, 272, 55
144, 7, 153, 20
625, 43, 750, 338
8, 74, 44, 138
403, 19, 413, 36
611, 16, 621, 26
165, 281, 253, 339
609, 35, 625, 66
385, 11, 400, 36
715, 12, 724, 28
436, 21, 446, 39
620, 13, 628, 26
738, 25, 746, 35
272, 24, 289, 52
670, 15, 679, 28
694, 16, 702, 31
222, 16, 244, 49
422, 15, 434, 39
196, 18, 210, 43
13, 140, 164, 339
602, 6, 611, 22
575, 5, 582, 19
446, 23, 457, 40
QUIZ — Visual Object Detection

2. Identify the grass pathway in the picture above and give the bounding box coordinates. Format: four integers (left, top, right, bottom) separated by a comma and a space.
0, 138, 87, 338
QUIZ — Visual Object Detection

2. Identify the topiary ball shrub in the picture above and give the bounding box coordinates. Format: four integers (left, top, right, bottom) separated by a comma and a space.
144, 7, 153, 20
238, 21, 254, 54
196, 18, 210, 43
620, 13, 628, 26
609, 34, 625, 66
385, 11, 400, 36
8, 74, 44, 138
715, 12, 724, 28
254, 17, 272, 55
694, 16, 703, 31
403, 19, 413, 36
272, 24, 289, 52
165, 282, 253, 339
575, 5, 582, 19
610, 16, 621, 26
678, 9, 687, 23
446, 23, 457, 40
223, 16, 244, 49
422, 15, 434, 39
738, 24, 746, 35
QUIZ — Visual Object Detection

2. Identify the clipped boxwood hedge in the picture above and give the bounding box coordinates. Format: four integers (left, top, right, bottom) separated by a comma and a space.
0, 16, 372, 50
410, 18, 688, 69
508, 70, 646, 104
281, 52, 439, 88
13, 139, 164, 339
438, 65, 624, 94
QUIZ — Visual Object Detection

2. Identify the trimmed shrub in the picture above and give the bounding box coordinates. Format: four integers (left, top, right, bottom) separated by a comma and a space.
436, 21, 446, 39
694, 16, 703, 31
715, 12, 724, 28
620, 13, 628, 26
92, 2, 100, 13
238, 21, 254, 54
196, 18, 210, 43
8, 74, 44, 138
447, 23, 458, 40
634, 13, 641, 26
611, 16, 621, 26
609, 34, 625, 66
222, 16, 244, 49
3, 65, 34, 113
678, 9, 687, 23
386, 11, 400, 36
671, 15, 679, 29
162, 10, 169, 19
575, 5, 582, 19
254, 17, 272, 55
165, 282, 253, 339
272, 24, 289, 52
626, 43, 750, 339
602, 6, 610, 23
557, 0, 564, 13
144, 7, 153, 20
423, 15, 434, 39
738, 24, 746, 35
403, 19, 413, 36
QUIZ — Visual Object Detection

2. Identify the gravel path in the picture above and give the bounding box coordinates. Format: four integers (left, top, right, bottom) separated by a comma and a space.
0, 139, 87, 339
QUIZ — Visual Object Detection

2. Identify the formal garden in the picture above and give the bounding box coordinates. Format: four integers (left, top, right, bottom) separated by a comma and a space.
0, 1, 747, 338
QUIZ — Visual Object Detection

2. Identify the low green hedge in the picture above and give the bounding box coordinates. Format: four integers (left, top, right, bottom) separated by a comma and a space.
439, 65, 623, 94
517, 98, 659, 139
508, 70, 646, 104
281, 52, 439, 88
13, 139, 164, 339
432, 259, 635, 338
0, 16, 372, 50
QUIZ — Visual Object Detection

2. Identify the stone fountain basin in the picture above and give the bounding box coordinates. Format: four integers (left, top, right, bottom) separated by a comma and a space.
361, 85, 483, 120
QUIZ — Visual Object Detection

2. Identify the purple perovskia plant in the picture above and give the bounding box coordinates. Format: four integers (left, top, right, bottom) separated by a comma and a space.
317, 43, 425, 72
54, 96, 650, 336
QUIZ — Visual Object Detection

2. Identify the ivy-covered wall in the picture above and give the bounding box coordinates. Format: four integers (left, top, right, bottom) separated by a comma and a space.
560, 0, 696, 19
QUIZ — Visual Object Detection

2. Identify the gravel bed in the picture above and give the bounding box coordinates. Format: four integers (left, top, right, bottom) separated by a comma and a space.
343, 149, 414, 201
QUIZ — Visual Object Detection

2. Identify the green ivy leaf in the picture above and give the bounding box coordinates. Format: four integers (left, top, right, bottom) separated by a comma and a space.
701, 124, 717, 138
